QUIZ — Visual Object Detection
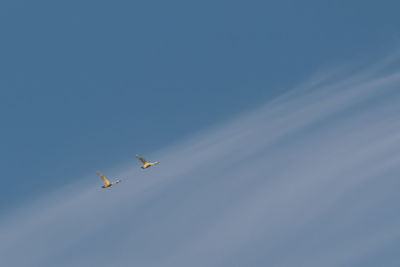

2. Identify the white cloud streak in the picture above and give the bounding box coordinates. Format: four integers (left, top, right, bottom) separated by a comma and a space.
1, 56, 400, 267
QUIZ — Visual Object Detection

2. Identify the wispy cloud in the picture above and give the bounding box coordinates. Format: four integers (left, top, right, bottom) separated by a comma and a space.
1, 55, 400, 267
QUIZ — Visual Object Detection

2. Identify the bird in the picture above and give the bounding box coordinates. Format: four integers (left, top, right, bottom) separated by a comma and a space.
96, 171, 121, 188
136, 154, 159, 169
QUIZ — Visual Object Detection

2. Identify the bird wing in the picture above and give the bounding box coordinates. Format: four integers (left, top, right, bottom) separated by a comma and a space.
111, 179, 121, 185
96, 171, 111, 185
136, 155, 148, 164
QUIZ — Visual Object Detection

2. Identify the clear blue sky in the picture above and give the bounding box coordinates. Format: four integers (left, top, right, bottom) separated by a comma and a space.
1, 0, 399, 212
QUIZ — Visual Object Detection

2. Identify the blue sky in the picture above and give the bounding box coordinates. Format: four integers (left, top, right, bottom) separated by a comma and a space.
1, 61, 400, 266
1, 1, 400, 266
1, 0, 399, 210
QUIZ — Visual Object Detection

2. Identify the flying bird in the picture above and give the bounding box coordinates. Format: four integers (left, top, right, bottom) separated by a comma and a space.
96, 171, 121, 188
136, 154, 159, 169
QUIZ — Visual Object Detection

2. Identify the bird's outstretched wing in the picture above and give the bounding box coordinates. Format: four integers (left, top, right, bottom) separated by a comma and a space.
96, 171, 111, 186
136, 155, 148, 164
111, 179, 121, 185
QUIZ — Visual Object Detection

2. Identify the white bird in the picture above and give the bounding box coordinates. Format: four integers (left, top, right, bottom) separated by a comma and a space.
96, 171, 121, 188
136, 154, 159, 169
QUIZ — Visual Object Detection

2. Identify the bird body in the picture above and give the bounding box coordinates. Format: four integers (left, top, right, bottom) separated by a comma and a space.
96, 171, 121, 188
136, 155, 159, 169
